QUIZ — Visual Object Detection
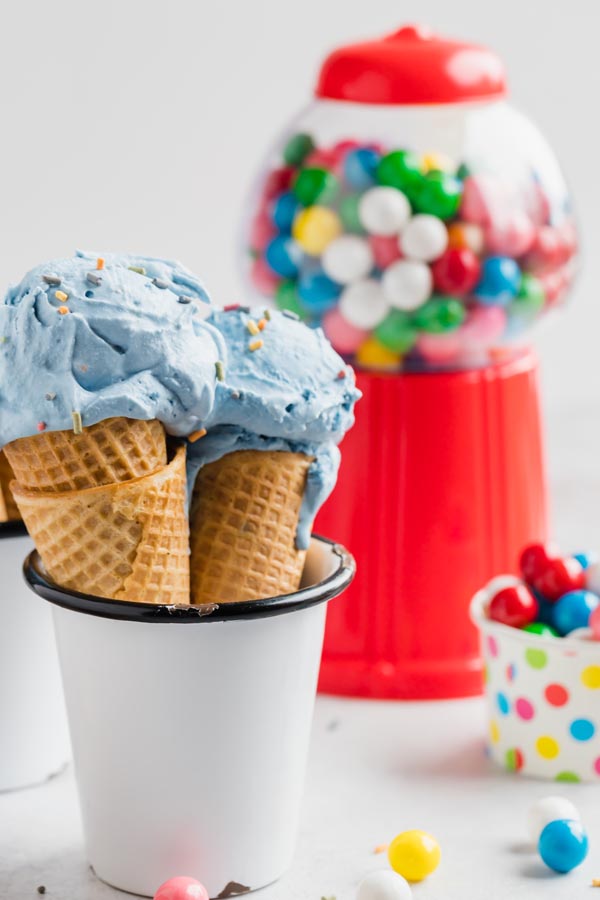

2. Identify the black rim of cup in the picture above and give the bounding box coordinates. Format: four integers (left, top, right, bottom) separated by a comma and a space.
23, 535, 355, 623
0, 520, 28, 539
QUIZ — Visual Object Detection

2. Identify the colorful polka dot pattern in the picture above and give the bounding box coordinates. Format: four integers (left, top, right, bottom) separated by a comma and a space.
480, 625, 600, 781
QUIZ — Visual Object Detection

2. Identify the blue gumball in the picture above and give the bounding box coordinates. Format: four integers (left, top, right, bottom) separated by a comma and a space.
343, 147, 380, 191
574, 551, 598, 570
552, 589, 599, 635
538, 820, 588, 873
265, 235, 303, 279
298, 267, 341, 315
474, 256, 521, 306
272, 192, 300, 233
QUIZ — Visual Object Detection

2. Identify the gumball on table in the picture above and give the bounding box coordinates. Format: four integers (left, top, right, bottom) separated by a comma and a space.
527, 796, 582, 843
538, 820, 589, 873
241, 23, 577, 699
388, 830, 441, 882
154, 877, 209, 900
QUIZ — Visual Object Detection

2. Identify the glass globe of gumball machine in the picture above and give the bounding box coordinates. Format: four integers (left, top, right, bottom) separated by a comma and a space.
242, 26, 578, 699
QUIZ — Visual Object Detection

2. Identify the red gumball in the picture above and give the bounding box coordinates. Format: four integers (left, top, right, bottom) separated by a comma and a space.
519, 542, 556, 582
431, 247, 481, 295
532, 556, 585, 602
590, 605, 600, 640
154, 876, 209, 900
488, 584, 539, 628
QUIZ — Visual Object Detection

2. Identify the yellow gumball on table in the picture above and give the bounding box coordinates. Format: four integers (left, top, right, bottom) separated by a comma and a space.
388, 829, 441, 882
292, 206, 341, 255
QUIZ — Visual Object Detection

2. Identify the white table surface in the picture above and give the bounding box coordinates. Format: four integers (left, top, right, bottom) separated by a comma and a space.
2, 400, 600, 900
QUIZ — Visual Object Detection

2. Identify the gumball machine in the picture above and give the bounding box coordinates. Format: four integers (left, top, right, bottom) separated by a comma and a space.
242, 26, 578, 698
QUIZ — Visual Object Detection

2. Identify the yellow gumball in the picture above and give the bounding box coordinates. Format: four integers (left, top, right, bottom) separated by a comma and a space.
355, 337, 402, 372
421, 151, 454, 173
388, 830, 441, 883
292, 206, 341, 255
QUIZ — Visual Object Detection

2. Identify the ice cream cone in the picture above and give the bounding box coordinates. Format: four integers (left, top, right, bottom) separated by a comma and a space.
189, 449, 312, 604
12, 446, 189, 604
0, 451, 21, 522
4, 417, 166, 493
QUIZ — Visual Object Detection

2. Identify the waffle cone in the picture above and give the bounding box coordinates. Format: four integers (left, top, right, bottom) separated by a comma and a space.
189, 449, 311, 604
0, 451, 20, 522
4, 417, 166, 493
12, 446, 189, 604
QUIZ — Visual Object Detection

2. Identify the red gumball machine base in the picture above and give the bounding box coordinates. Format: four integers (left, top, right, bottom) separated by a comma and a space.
316, 349, 547, 700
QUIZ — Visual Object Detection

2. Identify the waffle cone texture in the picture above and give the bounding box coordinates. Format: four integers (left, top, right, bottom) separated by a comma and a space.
190, 449, 311, 604
4, 417, 166, 493
12, 442, 189, 605
0, 451, 20, 522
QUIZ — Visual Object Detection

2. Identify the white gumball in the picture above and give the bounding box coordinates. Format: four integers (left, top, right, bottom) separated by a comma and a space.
382, 259, 432, 310
357, 870, 413, 900
585, 561, 600, 594
359, 187, 411, 236
401, 214, 448, 262
527, 796, 582, 843
339, 279, 389, 329
322, 235, 374, 284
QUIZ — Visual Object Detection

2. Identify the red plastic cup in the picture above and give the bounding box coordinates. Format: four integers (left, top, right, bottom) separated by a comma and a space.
316, 349, 547, 699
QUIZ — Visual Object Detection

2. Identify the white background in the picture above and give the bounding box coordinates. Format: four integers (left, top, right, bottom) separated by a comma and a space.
0, 0, 597, 416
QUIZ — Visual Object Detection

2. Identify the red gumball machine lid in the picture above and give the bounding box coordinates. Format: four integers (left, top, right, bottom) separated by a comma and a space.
315, 24, 507, 105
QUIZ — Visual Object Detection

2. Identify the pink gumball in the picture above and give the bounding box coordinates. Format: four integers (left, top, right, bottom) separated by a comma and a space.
330, 139, 360, 160
539, 268, 570, 307
304, 148, 337, 169
249, 211, 276, 253
460, 175, 502, 225
591, 605, 600, 640
526, 181, 551, 228
263, 167, 295, 200
523, 226, 564, 275
485, 209, 535, 258
461, 306, 507, 349
322, 307, 368, 354
416, 331, 462, 364
250, 256, 280, 297
154, 876, 209, 900
369, 235, 402, 269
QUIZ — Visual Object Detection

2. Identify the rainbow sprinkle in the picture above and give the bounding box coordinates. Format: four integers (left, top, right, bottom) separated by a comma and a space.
215, 361, 225, 381
57, 306, 69, 315
128, 266, 146, 275
257, 318, 267, 331
86, 272, 102, 286
263, 308, 271, 320
37, 421, 46, 432
188, 428, 207, 443
96, 258, 105, 270
71, 411, 83, 434
223, 303, 240, 312
177, 295, 192, 304
42, 275, 61, 286
248, 339, 263, 352
45, 392, 56, 401
55, 290, 68, 303
152, 278, 169, 290
246, 320, 260, 336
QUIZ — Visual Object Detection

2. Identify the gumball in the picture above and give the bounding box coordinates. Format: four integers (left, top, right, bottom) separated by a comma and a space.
265, 235, 303, 279
526, 180, 552, 228
524, 226, 565, 275
552, 589, 599, 636
488, 583, 538, 628
431, 247, 481, 295
275, 280, 304, 317
584, 560, 600, 594
370, 235, 402, 269
416, 331, 462, 365
421, 151, 454, 173
528, 796, 582, 843
485, 209, 535, 258
401, 215, 448, 263
359, 187, 411, 236
292, 207, 341, 255
322, 307, 368, 354
460, 174, 500, 225
304, 148, 338, 170
322, 235, 373, 285
574, 551, 597, 571
339, 194, 366, 234
293, 167, 339, 206
474, 256, 521, 306
413, 296, 465, 333
356, 336, 402, 371
283, 132, 315, 167
249, 210, 276, 253
376, 150, 422, 193
519, 543, 553, 582
538, 820, 588, 873
297, 268, 341, 315
263, 166, 295, 200
514, 273, 545, 316
375, 310, 418, 354
344, 147, 380, 190
413, 171, 462, 220
459, 307, 506, 350
533, 557, 585, 602
154, 876, 209, 900
250, 256, 280, 296
522, 622, 558, 637
357, 870, 413, 900
338, 278, 389, 329
590, 604, 600, 639
271, 192, 300, 233
447, 221, 485, 255
388, 830, 441, 883
381, 260, 432, 311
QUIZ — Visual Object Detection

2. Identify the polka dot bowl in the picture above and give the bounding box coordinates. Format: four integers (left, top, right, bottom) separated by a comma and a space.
471, 579, 600, 782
